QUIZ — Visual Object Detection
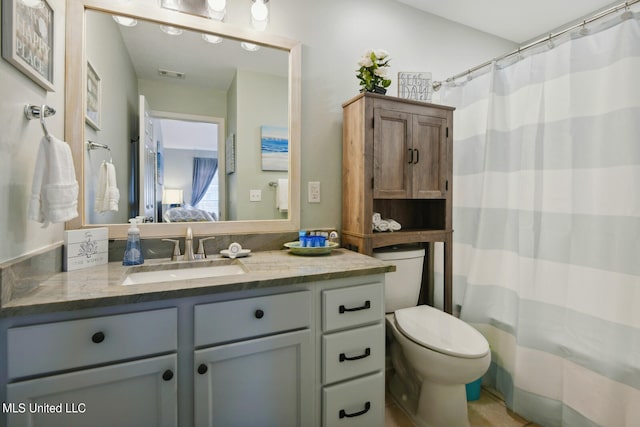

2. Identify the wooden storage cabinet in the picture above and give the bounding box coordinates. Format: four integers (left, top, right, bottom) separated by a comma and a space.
342, 93, 455, 313
320, 282, 385, 427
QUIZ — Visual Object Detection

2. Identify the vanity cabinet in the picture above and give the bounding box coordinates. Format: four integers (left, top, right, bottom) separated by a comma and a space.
193, 291, 313, 427
342, 92, 455, 313
320, 282, 385, 427
5, 308, 178, 427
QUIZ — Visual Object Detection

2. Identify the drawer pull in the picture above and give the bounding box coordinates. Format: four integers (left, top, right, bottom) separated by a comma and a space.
91, 331, 105, 343
339, 347, 371, 362
162, 369, 174, 381
339, 401, 371, 419
339, 300, 370, 314
197, 364, 208, 375
254, 309, 265, 319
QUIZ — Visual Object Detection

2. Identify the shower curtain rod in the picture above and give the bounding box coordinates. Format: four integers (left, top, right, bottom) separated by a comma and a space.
432, 0, 640, 91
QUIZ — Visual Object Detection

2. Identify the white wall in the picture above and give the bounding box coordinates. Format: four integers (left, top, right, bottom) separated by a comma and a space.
0, 0, 67, 262
0, 0, 517, 263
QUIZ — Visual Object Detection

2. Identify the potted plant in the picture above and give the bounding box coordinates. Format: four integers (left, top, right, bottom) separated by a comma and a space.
356, 49, 392, 94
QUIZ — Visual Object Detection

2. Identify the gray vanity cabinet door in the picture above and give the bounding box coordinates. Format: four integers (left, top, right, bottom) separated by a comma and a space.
6, 354, 177, 427
194, 329, 313, 427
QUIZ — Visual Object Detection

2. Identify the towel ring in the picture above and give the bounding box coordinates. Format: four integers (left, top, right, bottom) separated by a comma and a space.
24, 104, 56, 142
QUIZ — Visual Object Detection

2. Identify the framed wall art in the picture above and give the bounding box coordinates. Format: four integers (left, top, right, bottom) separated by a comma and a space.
86, 61, 101, 130
260, 125, 288, 172
1, 0, 55, 91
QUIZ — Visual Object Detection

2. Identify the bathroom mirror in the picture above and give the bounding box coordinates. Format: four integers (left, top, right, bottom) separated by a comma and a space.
66, 0, 301, 239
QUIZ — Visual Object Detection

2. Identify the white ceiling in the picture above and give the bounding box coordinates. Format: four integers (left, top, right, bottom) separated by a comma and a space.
395, 0, 621, 43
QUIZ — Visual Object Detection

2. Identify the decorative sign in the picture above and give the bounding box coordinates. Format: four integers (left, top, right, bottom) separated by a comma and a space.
398, 72, 433, 102
1, 0, 55, 91
64, 228, 108, 271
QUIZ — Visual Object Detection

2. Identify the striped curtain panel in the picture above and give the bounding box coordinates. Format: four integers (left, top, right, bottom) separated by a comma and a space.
437, 13, 640, 427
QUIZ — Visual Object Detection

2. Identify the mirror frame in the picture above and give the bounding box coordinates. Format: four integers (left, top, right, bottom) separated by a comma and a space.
65, 0, 301, 239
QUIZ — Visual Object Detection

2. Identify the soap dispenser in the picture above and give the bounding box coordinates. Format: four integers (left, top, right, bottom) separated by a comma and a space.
123, 218, 144, 266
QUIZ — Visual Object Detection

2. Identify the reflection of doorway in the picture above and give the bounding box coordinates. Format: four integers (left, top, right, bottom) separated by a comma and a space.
154, 114, 225, 222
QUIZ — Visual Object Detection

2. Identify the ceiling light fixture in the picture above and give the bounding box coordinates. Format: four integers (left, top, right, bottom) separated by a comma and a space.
240, 42, 260, 52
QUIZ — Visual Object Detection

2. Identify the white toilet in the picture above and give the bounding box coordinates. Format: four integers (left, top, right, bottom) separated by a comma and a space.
374, 246, 490, 427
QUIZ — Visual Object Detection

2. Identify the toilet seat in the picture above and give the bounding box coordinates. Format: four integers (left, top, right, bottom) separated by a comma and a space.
394, 306, 489, 359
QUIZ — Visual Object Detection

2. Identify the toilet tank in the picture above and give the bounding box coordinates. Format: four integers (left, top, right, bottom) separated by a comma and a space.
373, 246, 425, 313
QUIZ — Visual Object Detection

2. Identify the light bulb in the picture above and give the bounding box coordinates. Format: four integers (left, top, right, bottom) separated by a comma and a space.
207, 0, 226, 20
251, 0, 268, 22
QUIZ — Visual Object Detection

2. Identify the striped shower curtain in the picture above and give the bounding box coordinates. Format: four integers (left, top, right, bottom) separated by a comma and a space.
437, 12, 640, 427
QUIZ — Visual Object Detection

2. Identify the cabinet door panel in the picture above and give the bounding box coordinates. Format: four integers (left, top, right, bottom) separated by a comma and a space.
6, 354, 177, 427
373, 108, 412, 198
194, 329, 312, 427
412, 114, 447, 198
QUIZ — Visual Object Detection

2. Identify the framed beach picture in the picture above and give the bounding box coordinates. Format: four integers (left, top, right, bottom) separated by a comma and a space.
260, 126, 288, 171
398, 72, 433, 102
86, 61, 101, 130
1, 0, 55, 91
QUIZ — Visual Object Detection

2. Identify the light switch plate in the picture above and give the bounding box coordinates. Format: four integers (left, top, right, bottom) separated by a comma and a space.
308, 181, 320, 203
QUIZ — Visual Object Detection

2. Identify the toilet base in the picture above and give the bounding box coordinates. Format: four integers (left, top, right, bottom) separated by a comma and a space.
389, 371, 470, 427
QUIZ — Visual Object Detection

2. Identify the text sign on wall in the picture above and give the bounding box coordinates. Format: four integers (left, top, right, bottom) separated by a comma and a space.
398, 72, 432, 102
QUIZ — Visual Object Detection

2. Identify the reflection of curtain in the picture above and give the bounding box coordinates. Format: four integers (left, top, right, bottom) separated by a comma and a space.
437, 15, 640, 427
191, 157, 218, 206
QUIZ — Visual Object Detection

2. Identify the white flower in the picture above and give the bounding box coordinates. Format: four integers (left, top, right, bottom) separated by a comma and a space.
358, 57, 374, 68
374, 67, 387, 77
374, 49, 389, 59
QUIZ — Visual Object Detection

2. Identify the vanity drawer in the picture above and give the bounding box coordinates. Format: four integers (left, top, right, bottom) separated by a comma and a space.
195, 290, 311, 347
322, 371, 385, 427
7, 308, 177, 380
322, 282, 384, 332
323, 323, 384, 385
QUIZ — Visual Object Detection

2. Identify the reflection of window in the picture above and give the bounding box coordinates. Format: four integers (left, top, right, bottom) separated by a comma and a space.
195, 170, 219, 219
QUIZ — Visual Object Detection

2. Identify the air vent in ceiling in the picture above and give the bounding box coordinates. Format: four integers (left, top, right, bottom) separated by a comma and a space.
158, 69, 185, 79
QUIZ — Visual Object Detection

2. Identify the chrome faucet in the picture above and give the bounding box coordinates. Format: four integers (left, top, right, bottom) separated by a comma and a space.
184, 227, 195, 261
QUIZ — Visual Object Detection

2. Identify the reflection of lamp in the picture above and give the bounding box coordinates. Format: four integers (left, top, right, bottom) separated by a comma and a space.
112, 16, 138, 27
160, 25, 183, 36
163, 189, 183, 207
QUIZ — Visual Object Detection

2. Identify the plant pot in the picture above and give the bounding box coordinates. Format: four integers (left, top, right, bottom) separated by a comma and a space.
372, 86, 387, 94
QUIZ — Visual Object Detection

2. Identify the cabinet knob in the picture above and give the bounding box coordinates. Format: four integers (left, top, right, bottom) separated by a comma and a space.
162, 369, 174, 381
197, 364, 208, 375
254, 309, 265, 319
91, 331, 105, 343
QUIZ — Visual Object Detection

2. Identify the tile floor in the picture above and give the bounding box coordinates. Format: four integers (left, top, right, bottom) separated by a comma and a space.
385, 387, 540, 427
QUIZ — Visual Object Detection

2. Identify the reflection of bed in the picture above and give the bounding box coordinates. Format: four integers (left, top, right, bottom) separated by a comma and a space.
163, 207, 216, 222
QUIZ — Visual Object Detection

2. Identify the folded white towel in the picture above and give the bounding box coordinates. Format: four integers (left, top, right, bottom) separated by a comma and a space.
28, 135, 79, 226
276, 178, 288, 213
95, 161, 120, 213
372, 212, 402, 232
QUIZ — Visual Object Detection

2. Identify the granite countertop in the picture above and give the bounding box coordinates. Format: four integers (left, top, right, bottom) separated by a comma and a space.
1, 249, 394, 317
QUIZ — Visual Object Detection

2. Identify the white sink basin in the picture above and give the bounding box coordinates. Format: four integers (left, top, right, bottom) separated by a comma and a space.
122, 260, 246, 285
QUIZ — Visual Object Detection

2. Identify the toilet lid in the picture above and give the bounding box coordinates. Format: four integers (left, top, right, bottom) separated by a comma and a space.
395, 306, 489, 358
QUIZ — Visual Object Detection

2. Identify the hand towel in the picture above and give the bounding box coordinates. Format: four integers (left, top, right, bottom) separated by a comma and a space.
95, 161, 120, 213
276, 178, 288, 213
372, 212, 401, 232
28, 135, 79, 226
